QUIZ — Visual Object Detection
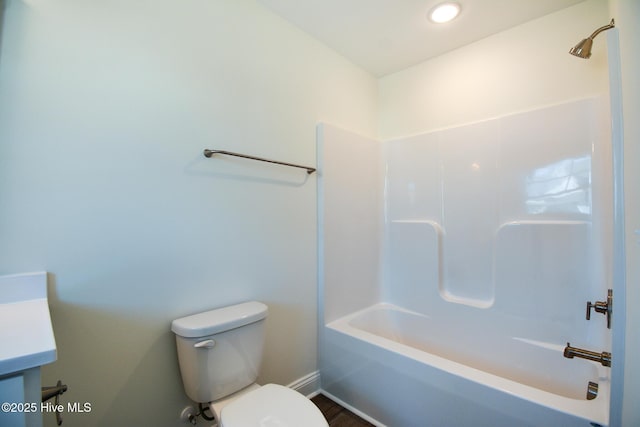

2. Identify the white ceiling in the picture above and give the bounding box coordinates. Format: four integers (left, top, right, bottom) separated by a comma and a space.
258, 0, 586, 77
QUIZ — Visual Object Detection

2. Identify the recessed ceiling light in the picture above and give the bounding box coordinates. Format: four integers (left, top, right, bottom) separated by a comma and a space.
428, 2, 461, 24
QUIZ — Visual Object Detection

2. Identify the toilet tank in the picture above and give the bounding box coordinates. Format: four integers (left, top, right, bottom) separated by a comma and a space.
171, 301, 268, 403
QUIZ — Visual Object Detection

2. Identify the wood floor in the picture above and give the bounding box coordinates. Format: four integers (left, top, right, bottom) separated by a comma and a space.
311, 394, 375, 427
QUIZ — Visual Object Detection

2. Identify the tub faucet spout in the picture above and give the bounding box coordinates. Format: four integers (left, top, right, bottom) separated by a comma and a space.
564, 343, 611, 367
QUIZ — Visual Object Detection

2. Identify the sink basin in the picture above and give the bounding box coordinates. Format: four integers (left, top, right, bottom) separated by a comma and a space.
0, 272, 57, 376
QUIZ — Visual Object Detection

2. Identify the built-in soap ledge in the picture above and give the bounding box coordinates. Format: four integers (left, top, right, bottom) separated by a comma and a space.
0, 272, 57, 376
389, 219, 444, 234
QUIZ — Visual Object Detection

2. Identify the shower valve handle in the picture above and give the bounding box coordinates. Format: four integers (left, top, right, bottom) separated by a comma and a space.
586, 289, 612, 329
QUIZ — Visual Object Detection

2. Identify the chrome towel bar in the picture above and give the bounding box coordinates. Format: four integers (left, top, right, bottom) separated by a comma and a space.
203, 149, 316, 174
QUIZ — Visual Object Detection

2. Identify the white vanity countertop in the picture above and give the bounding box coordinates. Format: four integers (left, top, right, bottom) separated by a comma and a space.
0, 272, 57, 376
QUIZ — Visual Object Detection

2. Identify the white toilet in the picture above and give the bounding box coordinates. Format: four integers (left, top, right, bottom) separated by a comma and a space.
171, 301, 328, 427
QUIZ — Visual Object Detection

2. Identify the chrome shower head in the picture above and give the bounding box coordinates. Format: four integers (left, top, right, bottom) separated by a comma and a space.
569, 37, 594, 59
569, 19, 615, 59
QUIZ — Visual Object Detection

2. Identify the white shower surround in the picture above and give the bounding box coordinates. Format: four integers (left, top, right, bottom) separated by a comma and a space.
318, 97, 612, 426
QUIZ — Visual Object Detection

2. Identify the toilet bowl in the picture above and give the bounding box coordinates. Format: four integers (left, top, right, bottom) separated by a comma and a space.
214, 383, 327, 427
171, 301, 328, 426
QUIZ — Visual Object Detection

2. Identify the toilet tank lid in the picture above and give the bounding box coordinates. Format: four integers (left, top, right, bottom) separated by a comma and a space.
171, 301, 268, 338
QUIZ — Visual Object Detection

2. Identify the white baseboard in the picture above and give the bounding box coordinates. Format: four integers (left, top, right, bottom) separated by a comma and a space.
286, 370, 321, 398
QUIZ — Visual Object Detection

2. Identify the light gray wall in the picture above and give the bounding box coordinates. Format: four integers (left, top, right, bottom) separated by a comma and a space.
378, 0, 610, 140
376, 0, 611, 318
0, 0, 377, 425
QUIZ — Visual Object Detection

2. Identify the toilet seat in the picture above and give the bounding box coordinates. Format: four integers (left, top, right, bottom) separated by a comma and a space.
220, 383, 328, 427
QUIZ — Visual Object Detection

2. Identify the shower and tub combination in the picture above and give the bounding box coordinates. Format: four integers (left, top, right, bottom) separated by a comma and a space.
317, 24, 621, 427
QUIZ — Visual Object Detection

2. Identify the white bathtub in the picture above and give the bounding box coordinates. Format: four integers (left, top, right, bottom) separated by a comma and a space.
321, 303, 609, 427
